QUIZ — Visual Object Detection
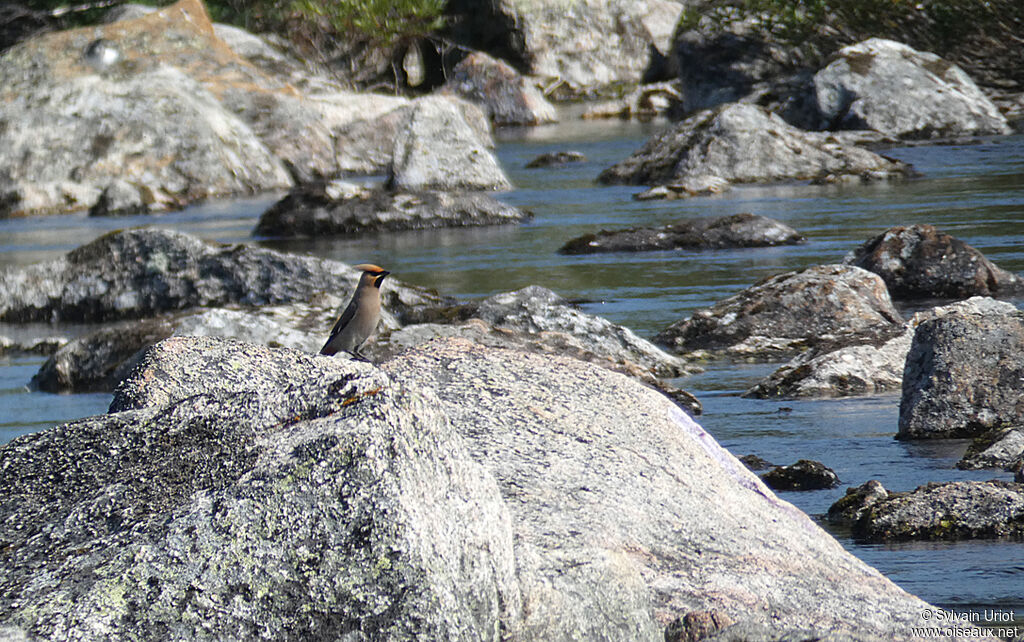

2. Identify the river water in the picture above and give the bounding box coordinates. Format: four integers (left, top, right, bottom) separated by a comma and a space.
1, 117, 1023, 621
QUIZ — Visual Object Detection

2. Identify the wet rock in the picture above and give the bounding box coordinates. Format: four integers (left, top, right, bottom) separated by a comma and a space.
388, 96, 511, 192
473, 285, 690, 377
958, 426, 1024, 471
761, 460, 840, 491
844, 224, 1024, 300
441, 51, 557, 126
899, 311, 1024, 439
789, 38, 1010, 139
739, 454, 774, 471
633, 176, 732, 200
829, 480, 1024, 542
654, 264, 903, 359
559, 213, 804, 255
254, 181, 530, 238
745, 296, 1019, 399
446, 0, 685, 99
0, 227, 443, 323
373, 318, 702, 415
30, 318, 174, 393
826, 480, 891, 527
0, 0, 300, 217
3, 337, 520, 639
525, 151, 587, 168
580, 82, 684, 121
598, 103, 915, 188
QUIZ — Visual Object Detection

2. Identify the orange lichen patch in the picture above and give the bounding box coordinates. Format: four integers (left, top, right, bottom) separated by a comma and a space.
341, 386, 384, 407
3, 0, 297, 99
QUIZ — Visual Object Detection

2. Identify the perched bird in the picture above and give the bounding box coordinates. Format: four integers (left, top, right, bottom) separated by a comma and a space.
320, 264, 390, 361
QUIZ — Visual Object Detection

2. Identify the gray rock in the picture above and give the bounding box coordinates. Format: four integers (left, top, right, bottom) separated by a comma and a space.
581, 82, 684, 121
254, 182, 531, 238
0, 335, 979, 639
654, 264, 903, 359
88, 179, 151, 217
558, 213, 805, 254
441, 51, 557, 126
845, 224, 1024, 300
828, 480, 1024, 542
899, 311, 1024, 439
598, 103, 915, 187
3, 337, 520, 640
446, 0, 686, 98
0, 3, 297, 217
474, 285, 690, 377
633, 176, 732, 200
761, 460, 840, 491
30, 318, 174, 393
957, 426, 1024, 471
389, 96, 511, 191
525, 151, 587, 168
745, 296, 1019, 399
792, 38, 1010, 139
28, 302, 350, 393
373, 318, 702, 415
383, 338, 968, 638
0, 227, 442, 323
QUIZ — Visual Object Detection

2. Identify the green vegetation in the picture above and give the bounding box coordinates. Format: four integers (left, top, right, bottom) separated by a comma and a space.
690, 0, 1023, 52
291, 0, 445, 51
686, 0, 1024, 86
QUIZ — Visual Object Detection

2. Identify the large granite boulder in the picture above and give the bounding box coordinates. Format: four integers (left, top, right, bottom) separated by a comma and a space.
254, 181, 530, 238
2, 338, 520, 640
446, 0, 685, 98
789, 38, 1011, 139
654, 264, 904, 359
559, 213, 805, 254
598, 103, 914, 187
388, 96, 512, 191
0, 0, 301, 216
744, 297, 1018, 399
845, 224, 1024, 300
441, 51, 557, 126
828, 480, 1024, 542
0, 227, 442, 323
373, 318, 702, 415
899, 311, 1024, 439
0, 336, 981, 638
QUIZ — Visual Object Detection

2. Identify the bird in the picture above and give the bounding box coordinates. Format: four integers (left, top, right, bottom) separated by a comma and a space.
320, 264, 390, 361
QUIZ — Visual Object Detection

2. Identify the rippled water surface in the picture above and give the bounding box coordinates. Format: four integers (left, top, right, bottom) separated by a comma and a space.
2, 116, 1023, 618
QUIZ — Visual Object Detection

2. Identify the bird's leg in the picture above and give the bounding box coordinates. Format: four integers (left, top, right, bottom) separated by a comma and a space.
347, 349, 371, 363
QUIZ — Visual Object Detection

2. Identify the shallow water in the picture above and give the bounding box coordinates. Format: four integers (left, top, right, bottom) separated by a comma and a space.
1, 117, 1023, 619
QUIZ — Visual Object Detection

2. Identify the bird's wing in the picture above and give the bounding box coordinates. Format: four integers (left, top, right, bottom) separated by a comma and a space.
319, 297, 359, 355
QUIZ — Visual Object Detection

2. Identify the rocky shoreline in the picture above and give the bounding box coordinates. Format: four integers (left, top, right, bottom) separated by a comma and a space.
1, 0, 1023, 638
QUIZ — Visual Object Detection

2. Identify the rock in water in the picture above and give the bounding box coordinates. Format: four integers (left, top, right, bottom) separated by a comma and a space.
899, 311, 1024, 439
845, 224, 1024, 300
792, 38, 1010, 139
598, 103, 914, 187
559, 213, 805, 254
441, 51, 557, 126
254, 182, 530, 238
389, 96, 512, 192
654, 264, 903, 359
